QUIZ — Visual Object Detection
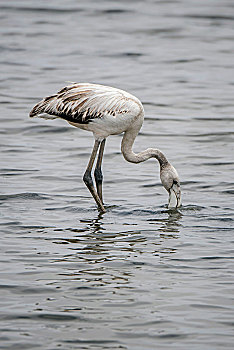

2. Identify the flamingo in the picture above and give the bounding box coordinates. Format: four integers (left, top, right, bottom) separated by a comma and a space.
29, 83, 181, 212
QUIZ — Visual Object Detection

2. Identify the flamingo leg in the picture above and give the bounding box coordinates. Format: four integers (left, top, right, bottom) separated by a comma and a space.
83, 139, 106, 213
94, 139, 106, 204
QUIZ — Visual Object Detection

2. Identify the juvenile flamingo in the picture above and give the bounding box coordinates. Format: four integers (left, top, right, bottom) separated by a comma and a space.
30, 83, 181, 212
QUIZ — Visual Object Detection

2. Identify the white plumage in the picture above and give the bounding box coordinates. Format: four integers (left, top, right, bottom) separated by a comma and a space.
30, 83, 143, 138
30, 83, 181, 212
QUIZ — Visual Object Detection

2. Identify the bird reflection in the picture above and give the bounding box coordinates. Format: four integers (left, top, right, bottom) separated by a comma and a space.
148, 208, 183, 236
51, 209, 183, 289
80, 211, 105, 236
159, 209, 183, 235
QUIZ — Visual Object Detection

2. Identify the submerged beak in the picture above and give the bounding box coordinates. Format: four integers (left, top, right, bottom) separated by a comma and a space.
168, 183, 181, 209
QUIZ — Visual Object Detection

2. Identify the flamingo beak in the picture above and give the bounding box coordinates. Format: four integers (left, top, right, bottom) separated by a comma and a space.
168, 183, 181, 209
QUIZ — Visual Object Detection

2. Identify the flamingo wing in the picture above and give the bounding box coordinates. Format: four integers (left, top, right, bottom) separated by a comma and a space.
29, 83, 143, 124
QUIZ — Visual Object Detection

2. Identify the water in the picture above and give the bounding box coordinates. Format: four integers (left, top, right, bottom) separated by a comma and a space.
1, 0, 234, 349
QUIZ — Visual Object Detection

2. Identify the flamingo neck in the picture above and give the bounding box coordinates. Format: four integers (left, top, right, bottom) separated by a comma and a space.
121, 128, 169, 167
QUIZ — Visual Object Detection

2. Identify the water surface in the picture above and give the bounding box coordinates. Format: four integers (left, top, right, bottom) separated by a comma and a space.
1, 1, 234, 349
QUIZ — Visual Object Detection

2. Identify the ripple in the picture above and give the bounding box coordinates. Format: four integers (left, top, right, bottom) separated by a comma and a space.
1, 313, 79, 322
0, 284, 57, 294
97, 8, 133, 14
115, 331, 186, 339
0, 168, 38, 176
183, 14, 234, 21
63, 339, 119, 344
0, 193, 49, 201
0, 5, 83, 13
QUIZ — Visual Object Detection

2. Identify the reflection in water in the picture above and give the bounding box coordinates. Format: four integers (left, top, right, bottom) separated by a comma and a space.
80, 212, 105, 235
147, 209, 183, 235
50, 209, 183, 289
159, 210, 183, 234
51, 208, 183, 264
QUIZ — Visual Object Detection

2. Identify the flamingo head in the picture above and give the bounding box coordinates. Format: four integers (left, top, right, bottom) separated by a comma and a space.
160, 163, 181, 209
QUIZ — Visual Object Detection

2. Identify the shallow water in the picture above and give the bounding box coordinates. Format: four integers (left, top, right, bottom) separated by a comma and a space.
1, 0, 234, 349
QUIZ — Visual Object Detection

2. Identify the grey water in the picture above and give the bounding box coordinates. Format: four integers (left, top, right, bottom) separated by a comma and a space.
1, 0, 234, 349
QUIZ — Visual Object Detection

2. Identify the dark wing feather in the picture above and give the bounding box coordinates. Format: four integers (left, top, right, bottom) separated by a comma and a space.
29, 83, 143, 124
